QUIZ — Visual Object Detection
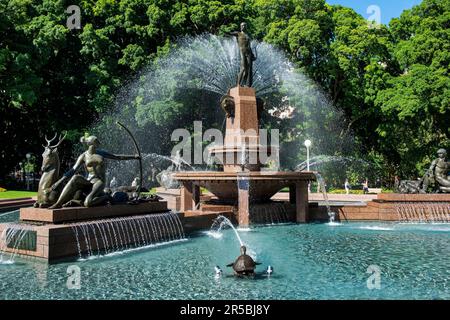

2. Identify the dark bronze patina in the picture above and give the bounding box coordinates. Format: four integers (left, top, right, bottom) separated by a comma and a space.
226, 245, 261, 276
220, 95, 235, 118
397, 148, 450, 193
421, 148, 450, 193
34, 133, 66, 208
49, 135, 140, 209
230, 22, 256, 87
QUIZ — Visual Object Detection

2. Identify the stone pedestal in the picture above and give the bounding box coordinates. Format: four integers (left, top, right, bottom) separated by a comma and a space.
290, 182, 309, 223
175, 172, 315, 226
180, 182, 200, 212
237, 175, 250, 226
20, 202, 168, 223
0, 201, 174, 261
174, 85, 316, 226
209, 86, 275, 172
225, 86, 259, 143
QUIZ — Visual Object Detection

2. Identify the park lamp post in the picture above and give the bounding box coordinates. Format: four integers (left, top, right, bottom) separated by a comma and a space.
18, 161, 24, 184
26, 153, 33, 191
304, 139, 312, 171
304, 139, 312, 193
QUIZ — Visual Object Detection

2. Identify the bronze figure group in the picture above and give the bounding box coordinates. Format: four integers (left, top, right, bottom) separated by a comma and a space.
35, 134, 140, 209
396, 148, 450, 194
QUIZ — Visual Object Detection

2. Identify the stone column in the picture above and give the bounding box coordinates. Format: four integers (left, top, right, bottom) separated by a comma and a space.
192, 183, 200, 210
180, 182, 200, 212
294, 182, 309, 223
289, 184, 296, 204
223, 86, 261, 172
237, 176, 250, 226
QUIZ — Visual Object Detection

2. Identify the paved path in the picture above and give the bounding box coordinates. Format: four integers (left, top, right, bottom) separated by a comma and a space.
156, 188, 378, 203
0, 197, 35, 213
272, 192, 377, 203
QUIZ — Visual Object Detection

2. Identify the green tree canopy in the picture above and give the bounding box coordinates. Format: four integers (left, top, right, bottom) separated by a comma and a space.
1, 0, 448, 187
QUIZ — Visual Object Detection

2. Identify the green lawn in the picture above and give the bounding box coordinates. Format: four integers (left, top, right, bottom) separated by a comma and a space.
0, 190, 37, 199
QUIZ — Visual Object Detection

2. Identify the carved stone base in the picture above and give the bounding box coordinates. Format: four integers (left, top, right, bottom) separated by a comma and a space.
19, 201, 169, 224
0, 202, 179, 261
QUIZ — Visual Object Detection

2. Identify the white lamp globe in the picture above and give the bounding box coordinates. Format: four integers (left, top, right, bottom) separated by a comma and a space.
304, 139, 312, 148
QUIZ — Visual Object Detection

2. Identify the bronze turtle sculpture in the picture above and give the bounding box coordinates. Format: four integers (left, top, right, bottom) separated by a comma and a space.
226, 245, 261, 276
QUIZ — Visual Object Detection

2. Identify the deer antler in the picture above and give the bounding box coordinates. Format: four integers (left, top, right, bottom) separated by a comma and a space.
45, 133, 58, 146
50, 132, 67, 149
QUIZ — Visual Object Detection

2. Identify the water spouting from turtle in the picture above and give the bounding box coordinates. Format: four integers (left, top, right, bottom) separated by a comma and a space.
210, 215, 244, 246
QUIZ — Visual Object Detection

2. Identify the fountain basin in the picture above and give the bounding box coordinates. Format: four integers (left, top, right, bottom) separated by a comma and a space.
174, 171, 315, 203
19, 202, 168, 224
0, 202, 183, 262
1, 222, 450, 299
174, 171, 316, 226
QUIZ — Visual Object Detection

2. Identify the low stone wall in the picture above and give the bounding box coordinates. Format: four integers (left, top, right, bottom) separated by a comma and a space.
0, 197, 35, 213
20, 201, 168, 223
183, 210, 236, 233
309, 193, 450, 222
0, 212, 184, 261
309, 202, 396, 222
0, 202, 181, 262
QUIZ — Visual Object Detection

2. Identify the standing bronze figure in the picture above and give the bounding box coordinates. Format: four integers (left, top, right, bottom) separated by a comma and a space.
49, 135, 140, 208
230, 22, 257, 87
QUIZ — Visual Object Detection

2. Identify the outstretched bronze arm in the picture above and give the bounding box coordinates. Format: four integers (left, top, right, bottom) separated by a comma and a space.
96, 149, 140, 161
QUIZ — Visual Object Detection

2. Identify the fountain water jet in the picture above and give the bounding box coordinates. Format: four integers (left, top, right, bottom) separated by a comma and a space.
88, 34, 352, 185
210, 215, 244, 246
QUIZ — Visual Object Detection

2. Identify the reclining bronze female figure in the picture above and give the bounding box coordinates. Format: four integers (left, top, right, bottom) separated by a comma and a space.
49, 135, 140, 208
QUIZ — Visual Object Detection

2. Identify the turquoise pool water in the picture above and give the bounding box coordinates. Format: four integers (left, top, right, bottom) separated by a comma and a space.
1, 218, 449, 299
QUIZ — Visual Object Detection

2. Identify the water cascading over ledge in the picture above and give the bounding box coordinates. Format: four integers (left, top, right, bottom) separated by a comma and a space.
249, 202, 294, 224
396, 202, 450, 223
0, 203, 185, 262
0, 224, 36, 263
70, 212, 185, 259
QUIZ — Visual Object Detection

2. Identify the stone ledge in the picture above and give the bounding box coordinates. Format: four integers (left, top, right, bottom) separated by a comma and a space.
376, 193, 450, 202
183, 210, 235, 233
19, 201, 169, 223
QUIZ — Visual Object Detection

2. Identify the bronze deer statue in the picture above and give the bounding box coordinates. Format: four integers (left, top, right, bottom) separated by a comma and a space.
34, 133, 66, 208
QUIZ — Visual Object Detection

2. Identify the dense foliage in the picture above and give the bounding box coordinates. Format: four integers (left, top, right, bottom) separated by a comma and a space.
1, 0, 449, 186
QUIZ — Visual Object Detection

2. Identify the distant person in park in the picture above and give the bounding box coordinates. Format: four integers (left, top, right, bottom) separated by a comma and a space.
394, 175, 400, 190
131, 177, 139, 188
363, 179, 369, 194
344, 179, 350, 195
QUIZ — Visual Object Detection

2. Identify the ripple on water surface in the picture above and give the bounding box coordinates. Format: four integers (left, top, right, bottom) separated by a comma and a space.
0, 222, 449, 299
